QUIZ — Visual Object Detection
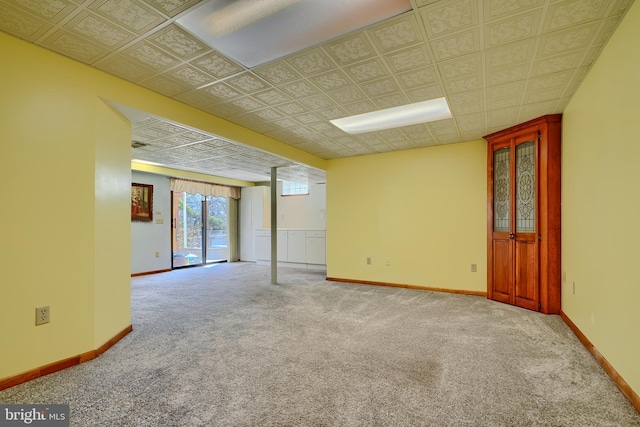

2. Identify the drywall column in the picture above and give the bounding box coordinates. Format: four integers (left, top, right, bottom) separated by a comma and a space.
271, 167, 278, 284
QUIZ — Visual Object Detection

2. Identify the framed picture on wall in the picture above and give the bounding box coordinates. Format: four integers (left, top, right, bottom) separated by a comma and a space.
131, 183, 153, 222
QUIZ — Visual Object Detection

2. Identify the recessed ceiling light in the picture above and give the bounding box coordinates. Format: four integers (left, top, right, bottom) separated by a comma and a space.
177, 0, 411, 68
330, 98, 452, 134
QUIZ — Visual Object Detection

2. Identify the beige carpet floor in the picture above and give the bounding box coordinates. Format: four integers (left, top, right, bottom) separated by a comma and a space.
1, 262, 639, 426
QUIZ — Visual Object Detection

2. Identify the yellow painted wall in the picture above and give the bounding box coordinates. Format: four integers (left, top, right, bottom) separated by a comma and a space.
0, 30, 326, 381
94, 101, 132, 348
326, 141, 487, 292
562, 1, 640, 396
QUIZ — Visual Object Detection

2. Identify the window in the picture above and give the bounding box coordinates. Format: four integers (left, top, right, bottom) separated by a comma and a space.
282, 180, 309, 196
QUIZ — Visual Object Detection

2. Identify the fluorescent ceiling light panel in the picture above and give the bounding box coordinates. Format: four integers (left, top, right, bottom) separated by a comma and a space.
177, 0, 411, 68
330, 98, 452, 134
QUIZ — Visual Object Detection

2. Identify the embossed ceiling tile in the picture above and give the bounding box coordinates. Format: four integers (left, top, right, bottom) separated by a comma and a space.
253, 62, 301, 85
345, 58, 389, 83
191, 52, 243, 79
536, 22, 599, 58
608, 0, 635, 16
362, 77, 400, 98
485, 9, 542, 48
246, 120, 279, 134
308, 70, 353, 91
328, 86, 367, 104
203, 102, 244, 119
252, 89, 291, 107
460, 130, 485, 141
272, 118, 300, 129
374, 93, 410, 109
431, 29, 481, 61
489, 81, 527, 99
485, 39, 537, 70
356, 133, 383, 145
483, 0, 544, 21
202, 82, 243, 102
10, 0, 76, 23
123, 41, 180, 71
228, 96, 267, 113
488, 64, 530, 86
428, 118, 457, 134
376, 128, 407, 143
274, 102, 309, 117
64, 11, 135, 48
253, 108, 284, 122
367, 14, 422, 53
286, 48, 335, 76
401, 123, 429, 138
489, 108, 519, 127
98, 55, 155, 82
310, 122, 336, 133
438, 53, 482, 80
435, 133, 462, 145
279, 80, 321, 99
420, 0, 478, 39
147, 24, 210, 60
489, 96, 521, 110
443, 75, 483, 95
580, 45, 603, 66
592, 16, 624, 45
414, 0, 441, 7
144, 0, 200, 17
527, 69, 574, 92
316, 106, 349, 120
324, 33, 376, 65
519, 100, 558, 122
449, 89, 483, 109
396, 66, 439, 90
224, 72, 269, 95
385, 45, 433, 75
532, 50, 583, 76
523, 87, 565, 103
543, 0, 609, 32
343, 101, 378, 116
0, 3, 53, 41
292, 113, 324, 125
41, 30, 109, 63
139, 75, 191, 96
407, 84, 444, 102
166, 64, 214, 89
90, 0, 165, 34
456, 113, 485, 131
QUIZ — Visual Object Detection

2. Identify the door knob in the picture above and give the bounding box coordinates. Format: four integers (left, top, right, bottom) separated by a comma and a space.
509, 233, 515, 239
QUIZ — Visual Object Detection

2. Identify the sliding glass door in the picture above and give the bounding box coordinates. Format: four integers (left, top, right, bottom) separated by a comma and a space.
172, 192, 229, 268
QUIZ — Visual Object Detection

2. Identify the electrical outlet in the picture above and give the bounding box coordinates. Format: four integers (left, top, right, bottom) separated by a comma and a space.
35, 306, 50, 326
470, 263, 477, 272
366, 257, 371, 265
155, 251, 160, 258
385, 259, 391, 267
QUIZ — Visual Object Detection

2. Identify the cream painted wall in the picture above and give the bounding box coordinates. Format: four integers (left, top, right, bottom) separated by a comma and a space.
326, 141, 487, 292
562, 1, 640, 397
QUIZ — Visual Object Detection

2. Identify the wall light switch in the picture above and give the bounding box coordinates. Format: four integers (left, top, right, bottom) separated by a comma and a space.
156, 218, 164, 224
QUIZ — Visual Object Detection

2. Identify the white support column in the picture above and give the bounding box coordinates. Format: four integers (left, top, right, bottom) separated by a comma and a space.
270, 167, 277, 285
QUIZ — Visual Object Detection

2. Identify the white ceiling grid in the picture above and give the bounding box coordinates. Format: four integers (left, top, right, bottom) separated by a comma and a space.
0, 0, 634, 183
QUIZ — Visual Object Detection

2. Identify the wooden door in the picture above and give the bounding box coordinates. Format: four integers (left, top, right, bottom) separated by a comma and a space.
489, 131, 539, 311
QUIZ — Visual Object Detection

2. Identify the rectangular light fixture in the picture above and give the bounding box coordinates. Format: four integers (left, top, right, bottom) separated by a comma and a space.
177, 0, 411, 68
330, 98, 452, 134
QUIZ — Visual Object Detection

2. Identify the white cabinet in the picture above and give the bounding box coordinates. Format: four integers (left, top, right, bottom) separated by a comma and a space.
287, 230, 306, 263
255, 229, 326, 269
255, 229, 288, 262
240, 186, 270, 261
306, 231, 326, 265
